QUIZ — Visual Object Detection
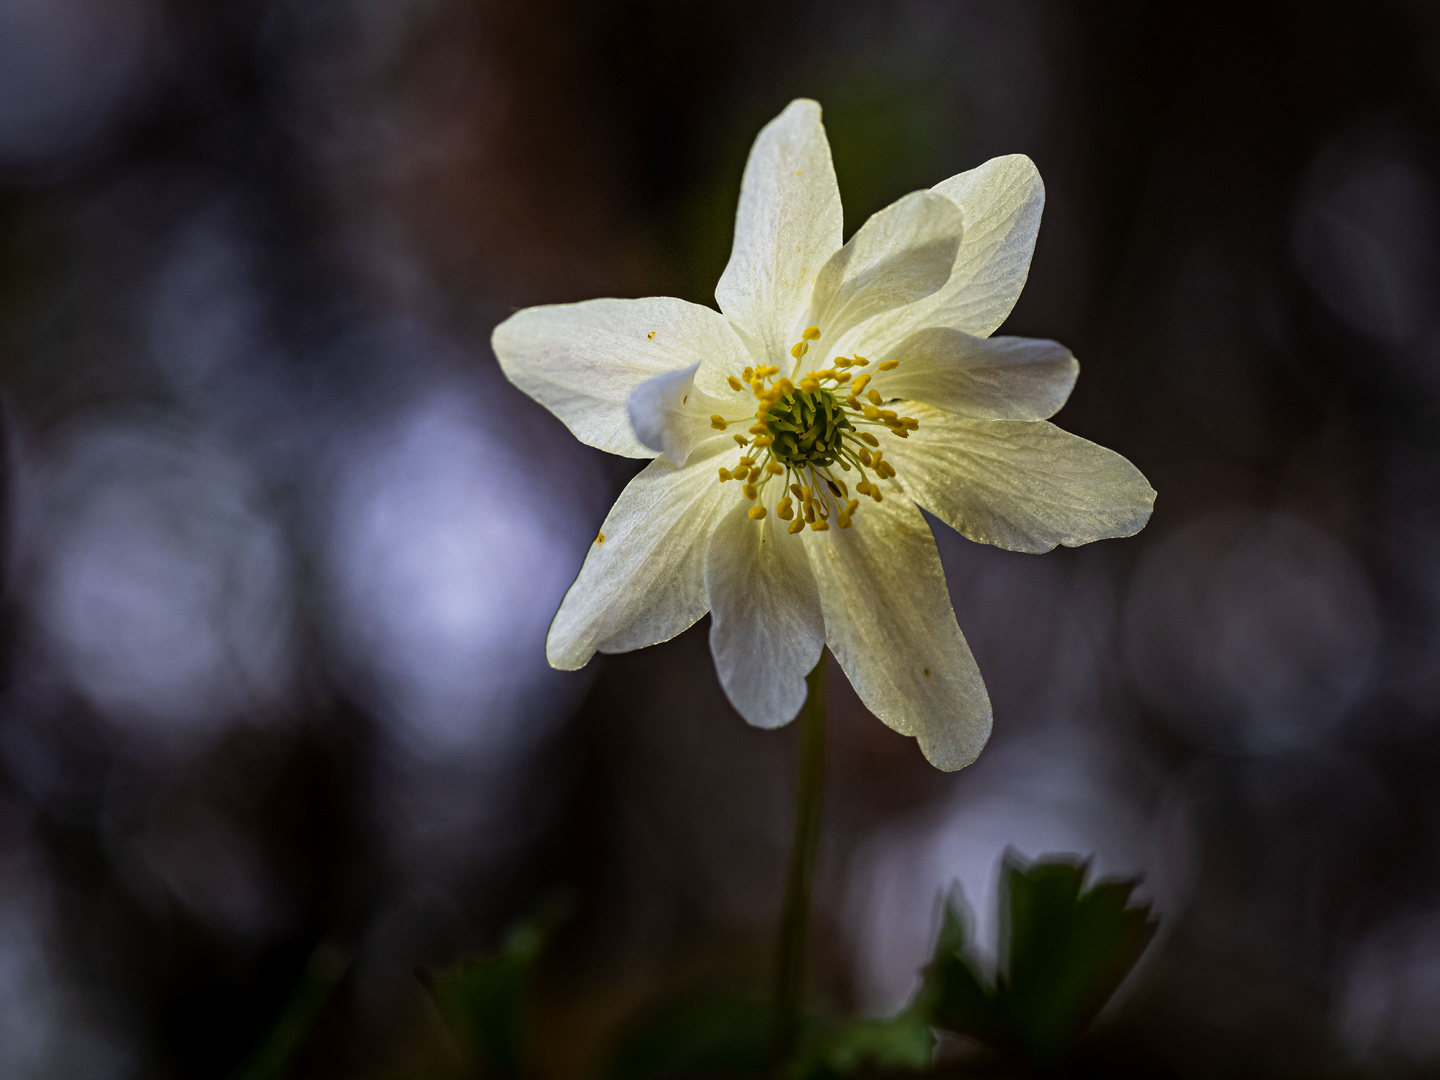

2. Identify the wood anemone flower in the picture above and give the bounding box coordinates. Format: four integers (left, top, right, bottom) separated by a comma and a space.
492, 99, 1154, 771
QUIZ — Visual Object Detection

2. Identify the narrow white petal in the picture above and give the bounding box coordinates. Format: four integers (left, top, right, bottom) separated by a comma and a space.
493, 297, 751, 457
843, 155, 1045, 356
884, 405, 1156, 553
628, 363, 730, 465
871, 328, 1077, 420
803, 498, 991, 771
706, 503, 825, 728
806, 190, 965, 343
715, 100, 842, 368
547, 438, 733, 668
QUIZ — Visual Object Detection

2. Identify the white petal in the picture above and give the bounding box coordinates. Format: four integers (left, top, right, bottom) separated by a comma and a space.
806, 190, 965, 343
884, 405, 1156, 553
842, 155, 1044, 356
706, 503, 825, 728
715, 100, 842, 369
547, 438, 733, 668
628, 363, 731, 466
802, 497, 991, 771
871, 328, 1077, 420
493, 297, 751, 457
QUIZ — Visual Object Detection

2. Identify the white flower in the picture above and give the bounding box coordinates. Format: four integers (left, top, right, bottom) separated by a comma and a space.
492, 100, 1154, 771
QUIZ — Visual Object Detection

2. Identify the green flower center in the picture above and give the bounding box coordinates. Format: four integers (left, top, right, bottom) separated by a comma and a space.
763, 387, 854, 470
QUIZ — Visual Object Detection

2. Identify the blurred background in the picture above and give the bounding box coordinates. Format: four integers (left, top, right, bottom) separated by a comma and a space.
2, 0, 1440, 1075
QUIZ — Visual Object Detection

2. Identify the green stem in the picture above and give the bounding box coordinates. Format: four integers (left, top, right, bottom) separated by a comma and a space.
770, 656, 828, 1069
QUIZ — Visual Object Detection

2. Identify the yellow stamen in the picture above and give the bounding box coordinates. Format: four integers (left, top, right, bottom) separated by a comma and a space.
743, 366, 754, 381
753, 435, 774, 448
877, 359, 899, 371
777, 497, 794, 519
777, 377, 795, 394
787, 517, 806, 535
710, 414, 729, 430
869, 485, 883, 503
749, 505, 768, 520
866, 389, 883, 406
743, 483, 758, 500
727, 376, 744, 392
853, 355, 869, 366
718, 467, 732, 482
766, 462, 784, 475
790, 342, 807, 358
811, 519, 830, 532
734, 434, 749, 447
802, 325, 821, 341
859, 432, 879, 447
748, 423, 768, 434
863, 406, 880, 420
833, 356, 853, 368
851, 373, 872, 395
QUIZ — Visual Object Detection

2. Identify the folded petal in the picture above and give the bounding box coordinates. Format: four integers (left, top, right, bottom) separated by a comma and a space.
493, 297, 751, 458
628, 363, 731, 465
706, 503, 825, 728
547, 438, 733, 668
715, 99, 842, 368
884, 406, 1156, 553
842, 155, 1045, 357
871, 328, 1077, 420
805, 190, 964, 345
802, 497, 991, 771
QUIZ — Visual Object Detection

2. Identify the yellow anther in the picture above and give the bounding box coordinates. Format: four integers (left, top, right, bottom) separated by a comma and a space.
787, 517, 806, 535
750, 379, 766, 393
890, 427, 909, 438
766, 461, 784, 475
866, 389, 883, 406
851, 373, 872, 395
743, 483, 758, 500
710, 414, 729, 430
748, 423, 768, 434
811, 519, 830, 532
833, 356, 853, 368
791, 341, 807, 358
757, 365, 780, 378
801, 485, 813, 501
835, 371, 851, 383
879, 408, 897, 421
863, 405, 880, 420
743, 366, 754, 381
853, 355, 869, 366
737, 455, 754, 467
790, 483, 804, 499
727, 376, 744, 392
855, 480, 871, 496
802, 325, 821, 341
777, 377, 795, 394
846, 499, 860, 514
749, 505, 768, 520
845, 396, 859, 409
799, 379, 820, 393
754, 435, 774, 447
902, 416, 919, 430
869, 485, 883, 503
816, 369, 836, 381
859, 432, 879, 447
734, 434, 749, 447
857, 447, 873, 466
836, 513, 850, 529
718, 467, 732, 482
877, 359, 899, 371
804, 503, 816, 523
777, 497, 794, 519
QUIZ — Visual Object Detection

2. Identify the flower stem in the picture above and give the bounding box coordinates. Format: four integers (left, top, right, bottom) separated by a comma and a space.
770, 655, 827, 1069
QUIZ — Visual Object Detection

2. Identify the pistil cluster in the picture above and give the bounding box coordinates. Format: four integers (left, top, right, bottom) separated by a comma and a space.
708, 325, 920, 535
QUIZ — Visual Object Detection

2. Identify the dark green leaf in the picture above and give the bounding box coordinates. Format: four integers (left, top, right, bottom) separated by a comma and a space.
427, 894, 572, 1079
798, 1012, 936, 1078
606, 993, 773, 1080
994, 853, 1158, 1063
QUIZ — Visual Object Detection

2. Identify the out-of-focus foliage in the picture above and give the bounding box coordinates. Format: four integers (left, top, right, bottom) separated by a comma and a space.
917, 854, 1158, 1068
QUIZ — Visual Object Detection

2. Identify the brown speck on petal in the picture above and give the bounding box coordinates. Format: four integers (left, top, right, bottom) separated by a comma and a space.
923, 668, 930, 677
596, 531, 605, 545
